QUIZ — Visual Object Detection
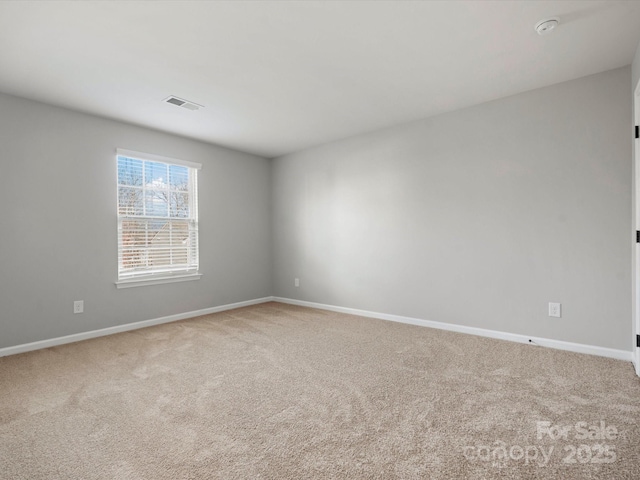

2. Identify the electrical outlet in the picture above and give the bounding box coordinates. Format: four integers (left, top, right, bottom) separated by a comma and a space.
548, 302, 561, 318
294, 278, 300, 287
74, 300, 84, 314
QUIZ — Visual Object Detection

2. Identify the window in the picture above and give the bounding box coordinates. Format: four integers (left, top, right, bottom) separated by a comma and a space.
116, 149, 201, 288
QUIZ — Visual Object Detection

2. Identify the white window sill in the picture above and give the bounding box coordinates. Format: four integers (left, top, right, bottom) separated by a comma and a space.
115, 273, 202, 289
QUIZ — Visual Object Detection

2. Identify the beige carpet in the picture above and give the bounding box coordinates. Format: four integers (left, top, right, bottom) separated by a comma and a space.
1, 302, 639, 479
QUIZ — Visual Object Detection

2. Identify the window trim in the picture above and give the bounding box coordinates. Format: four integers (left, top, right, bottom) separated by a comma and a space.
115, 272, 202, 289
116, 148, 202, 170
115, 148, 202, 288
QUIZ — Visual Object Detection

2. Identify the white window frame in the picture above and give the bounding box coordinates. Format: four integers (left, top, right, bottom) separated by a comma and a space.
115, 148, 202, 288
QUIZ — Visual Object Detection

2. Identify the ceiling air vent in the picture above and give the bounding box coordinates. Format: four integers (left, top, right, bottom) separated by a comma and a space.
163, 96, 204, 111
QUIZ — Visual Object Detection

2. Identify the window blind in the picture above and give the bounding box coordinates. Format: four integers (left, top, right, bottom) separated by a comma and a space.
116, 150, 201, 282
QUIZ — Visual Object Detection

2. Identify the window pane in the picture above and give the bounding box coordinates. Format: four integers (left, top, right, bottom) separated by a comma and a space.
147, 219, 167, 242
120, 219, 148, 271
118, 187, 143, 215
145, 190, 169, 217
169, 165, 189, 191
118, 157, 143, 186
170, 192, 189, 218
170, 221, 189, 245
120, 249, 147, 271
144, 161, 168, 188
120, 219, 147, 247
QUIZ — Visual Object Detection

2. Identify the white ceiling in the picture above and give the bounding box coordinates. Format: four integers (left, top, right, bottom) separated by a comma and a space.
1, 1, 639, 158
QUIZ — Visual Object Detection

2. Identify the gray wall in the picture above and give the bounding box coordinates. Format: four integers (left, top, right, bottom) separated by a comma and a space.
1, 67, 634, 352
272, 67, 632, 351
633, 41, 640, 94
0, 93, 272, 349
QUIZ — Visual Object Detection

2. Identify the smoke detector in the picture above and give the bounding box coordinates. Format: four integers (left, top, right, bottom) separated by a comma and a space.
535, 18, 559, 35
163, 96, 204, 111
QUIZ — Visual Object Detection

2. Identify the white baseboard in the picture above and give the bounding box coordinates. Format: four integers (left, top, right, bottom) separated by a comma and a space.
2, 296, 633, 364
273, 297, 633, 362
0, 297, 275, 358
